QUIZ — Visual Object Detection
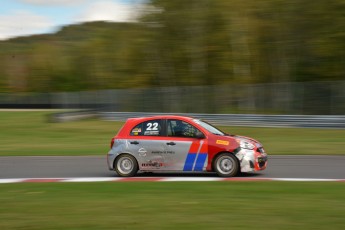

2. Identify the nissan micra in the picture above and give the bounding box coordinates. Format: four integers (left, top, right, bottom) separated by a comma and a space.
107, 115, 267, 177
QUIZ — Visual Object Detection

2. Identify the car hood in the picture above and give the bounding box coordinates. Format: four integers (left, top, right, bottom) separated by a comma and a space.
230, 135, 263, 148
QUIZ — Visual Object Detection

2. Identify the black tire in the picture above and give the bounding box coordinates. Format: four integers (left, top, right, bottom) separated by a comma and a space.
213, 153, 239, 177
114, 154, 138, 177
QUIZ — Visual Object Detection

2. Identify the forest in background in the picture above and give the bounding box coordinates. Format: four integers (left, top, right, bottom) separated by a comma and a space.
0, 0, 344, 93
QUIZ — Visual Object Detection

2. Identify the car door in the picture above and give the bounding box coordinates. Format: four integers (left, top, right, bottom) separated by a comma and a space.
128, 119, 170, 170
162, 119, 208, 171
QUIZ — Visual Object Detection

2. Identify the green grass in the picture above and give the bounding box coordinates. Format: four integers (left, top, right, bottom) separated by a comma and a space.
0, 182, 344, 230
0, 111, 344, 156
226, 126, 345, 155
0, 111, 122, 156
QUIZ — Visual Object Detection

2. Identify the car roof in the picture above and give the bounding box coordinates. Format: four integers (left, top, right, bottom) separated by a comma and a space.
127, 115, 195, 122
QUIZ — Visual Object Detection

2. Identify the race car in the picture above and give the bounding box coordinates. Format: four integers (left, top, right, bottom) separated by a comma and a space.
107, 115, 268, 177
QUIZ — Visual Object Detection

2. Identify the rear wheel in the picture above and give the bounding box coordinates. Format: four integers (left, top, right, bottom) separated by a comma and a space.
114, 154, 138, 177
213, 153, 239, 177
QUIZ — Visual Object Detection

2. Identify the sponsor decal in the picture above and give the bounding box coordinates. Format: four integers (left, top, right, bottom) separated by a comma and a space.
144, 130, 159, 135
152, 150, 175, 154
142, 163, 163, 167
216, 140, 229, 146
131, 128, 142, 135
142, 159, 164, 167
138, 148, 147, 157
132, 128, 141, 133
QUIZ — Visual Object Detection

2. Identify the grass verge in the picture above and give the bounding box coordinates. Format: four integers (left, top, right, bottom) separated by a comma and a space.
0, 181, 344, 230
0, 111, 344, 156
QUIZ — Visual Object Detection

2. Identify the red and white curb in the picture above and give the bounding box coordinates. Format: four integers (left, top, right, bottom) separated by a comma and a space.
0, 177, 344, 184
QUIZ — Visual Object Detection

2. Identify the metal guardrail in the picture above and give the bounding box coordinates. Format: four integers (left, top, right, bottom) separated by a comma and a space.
48, 110, 98, 122
99, 112, 345, 129
2, 81, 345, 115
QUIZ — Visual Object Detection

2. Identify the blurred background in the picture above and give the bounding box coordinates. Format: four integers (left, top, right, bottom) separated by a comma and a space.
1, 4, 344, 228
0, 0, 344, 115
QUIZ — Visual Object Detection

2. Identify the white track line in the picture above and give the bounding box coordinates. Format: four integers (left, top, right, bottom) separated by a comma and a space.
161, 177, 222, 182
0, 179, 25, 184
271, 178, 342, 182
61, 177, 120, 182
0, 177, 344, 184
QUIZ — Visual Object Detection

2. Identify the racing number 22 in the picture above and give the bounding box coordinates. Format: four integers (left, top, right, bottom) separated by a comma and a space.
146, 122, 158, 131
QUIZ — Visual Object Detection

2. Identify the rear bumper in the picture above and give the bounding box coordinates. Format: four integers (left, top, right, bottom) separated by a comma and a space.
107, 150, 116, 170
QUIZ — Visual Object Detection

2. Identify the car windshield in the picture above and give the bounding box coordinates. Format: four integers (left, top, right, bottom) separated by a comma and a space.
192, 119, 226, 136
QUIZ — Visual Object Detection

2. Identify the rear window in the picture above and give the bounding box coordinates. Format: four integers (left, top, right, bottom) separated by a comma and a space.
130, 119, 162, 136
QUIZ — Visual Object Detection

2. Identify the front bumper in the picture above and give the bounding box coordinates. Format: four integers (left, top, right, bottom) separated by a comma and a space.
235, 148, 268, 172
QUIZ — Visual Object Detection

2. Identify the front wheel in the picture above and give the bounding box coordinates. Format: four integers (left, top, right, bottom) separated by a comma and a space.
213, 153, 239, 177
114, 154, 138, 177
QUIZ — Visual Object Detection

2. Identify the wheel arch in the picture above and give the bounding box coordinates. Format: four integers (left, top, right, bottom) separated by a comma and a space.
211, 151, 239, 172
113, 152, 139, 169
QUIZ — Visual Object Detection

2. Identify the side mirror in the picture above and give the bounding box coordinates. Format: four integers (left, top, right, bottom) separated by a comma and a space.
195, 131, 205, 139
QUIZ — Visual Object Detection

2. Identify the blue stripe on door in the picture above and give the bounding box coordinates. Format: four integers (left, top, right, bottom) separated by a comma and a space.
183, 154, 197, 171
193, 153, 207, 171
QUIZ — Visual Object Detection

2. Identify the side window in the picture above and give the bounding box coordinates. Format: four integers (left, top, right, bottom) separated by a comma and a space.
167, 119, 202, 138
130, 119, 162, 136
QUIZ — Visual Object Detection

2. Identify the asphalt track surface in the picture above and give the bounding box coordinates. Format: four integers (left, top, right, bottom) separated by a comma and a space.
0, 155, 344, 179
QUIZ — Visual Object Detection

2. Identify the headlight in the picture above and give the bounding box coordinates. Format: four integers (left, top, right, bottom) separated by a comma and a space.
240, 140, 255, 150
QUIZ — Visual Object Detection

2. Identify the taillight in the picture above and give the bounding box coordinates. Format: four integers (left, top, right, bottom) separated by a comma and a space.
110, 138, 115, 149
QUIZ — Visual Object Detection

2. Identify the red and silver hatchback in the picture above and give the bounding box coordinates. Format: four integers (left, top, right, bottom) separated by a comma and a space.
107, 115, 267, 177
